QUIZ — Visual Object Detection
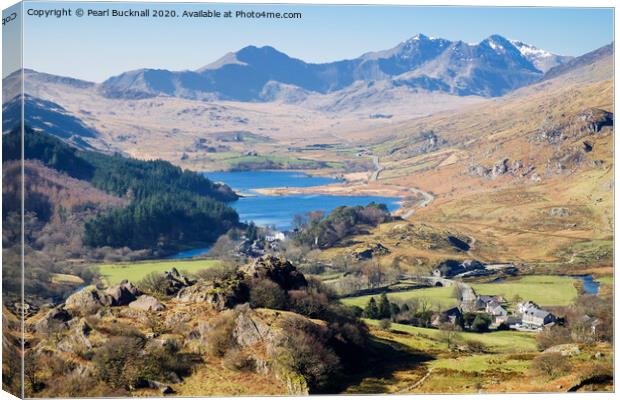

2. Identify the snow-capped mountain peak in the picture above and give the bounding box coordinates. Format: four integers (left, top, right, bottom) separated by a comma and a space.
509, 40, 573, 72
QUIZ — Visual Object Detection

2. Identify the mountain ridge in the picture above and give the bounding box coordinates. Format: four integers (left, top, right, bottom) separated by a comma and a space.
96, 33, 575, 101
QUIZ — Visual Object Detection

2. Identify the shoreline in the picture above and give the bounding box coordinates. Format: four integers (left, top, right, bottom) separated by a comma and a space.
252, 182, 412, 198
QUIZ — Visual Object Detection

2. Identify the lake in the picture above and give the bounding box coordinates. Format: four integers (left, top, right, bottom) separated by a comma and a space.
206, 171, 402, 230
166, 170, 401, 259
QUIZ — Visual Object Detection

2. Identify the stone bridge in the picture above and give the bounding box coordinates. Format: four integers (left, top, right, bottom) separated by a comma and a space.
401, 274, 455, 287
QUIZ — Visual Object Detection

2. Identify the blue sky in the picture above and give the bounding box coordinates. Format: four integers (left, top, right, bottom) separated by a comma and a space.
18, 2, 614, 82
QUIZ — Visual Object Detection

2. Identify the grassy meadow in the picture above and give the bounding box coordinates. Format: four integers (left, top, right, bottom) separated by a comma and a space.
366, 320, 537, 353
471, 275, 579, 306
97, 259, 221, 285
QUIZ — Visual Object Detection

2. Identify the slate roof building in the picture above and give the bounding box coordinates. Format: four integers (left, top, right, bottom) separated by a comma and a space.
522, 308, 556, 328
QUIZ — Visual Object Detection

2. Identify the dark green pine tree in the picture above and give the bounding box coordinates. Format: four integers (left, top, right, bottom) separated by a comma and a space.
364, 297, 380, 319
379, 293, 392, 319
390, 302, 401, 319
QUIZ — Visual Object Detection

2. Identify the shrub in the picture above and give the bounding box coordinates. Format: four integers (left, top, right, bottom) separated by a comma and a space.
288, 290, 329, 319
463, 339, 487, 354
496, 322, 510, 331
195, 263, 238, 282
204, 310, 237, 357
137, 272, 169, 298
249, 280, 287, 310
145, 313, 169, 336
139, 344, 193, 383
378, 319, 392, 330
93, 336, 143, 389
462, 312, 477, 329
24, 350, 42, 394
278, 317, 340, 391
222, 348, 254, 371
299, 263, 326, 275
44, 375, 128, 398
305, 276, 338, 301
348, 305, 364, 318
437, 324, 461, 349
530, 352, 571, 379
536, 326, 572, 351
93, 335, 191, 390
95, 322, 145, 339
470, 313, 492, 333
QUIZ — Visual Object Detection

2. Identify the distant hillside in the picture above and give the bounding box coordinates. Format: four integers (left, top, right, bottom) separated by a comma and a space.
2, 159, 127, 224
542, 43, 613, 81
3, 128, 241, 252
2, 94, 99, 147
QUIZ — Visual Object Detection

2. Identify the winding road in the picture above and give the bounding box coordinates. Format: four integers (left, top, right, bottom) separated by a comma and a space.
367, 153, 434, 218
369, 155, 383, 181
401, 188, 434, 218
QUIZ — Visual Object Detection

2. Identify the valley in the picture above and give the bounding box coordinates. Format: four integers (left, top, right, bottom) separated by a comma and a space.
2, 29, 614, 397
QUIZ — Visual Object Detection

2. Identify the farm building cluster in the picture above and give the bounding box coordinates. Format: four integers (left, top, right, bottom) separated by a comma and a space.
447, 288, 560, 332
432, 294, 559, 331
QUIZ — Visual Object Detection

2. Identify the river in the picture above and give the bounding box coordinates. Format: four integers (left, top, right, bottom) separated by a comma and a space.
574, 274, 600, 295
166, 170, 401, 259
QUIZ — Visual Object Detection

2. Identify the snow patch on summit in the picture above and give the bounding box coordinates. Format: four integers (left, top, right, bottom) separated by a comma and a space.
509, 40, 572, 73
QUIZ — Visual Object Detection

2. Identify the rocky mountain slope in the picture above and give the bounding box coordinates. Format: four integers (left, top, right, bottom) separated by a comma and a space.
100, 34, 566, 101
510, 40, 573, 73
2, 94, 100, 148
21, 257, 369, 397
348, 42, 613, 268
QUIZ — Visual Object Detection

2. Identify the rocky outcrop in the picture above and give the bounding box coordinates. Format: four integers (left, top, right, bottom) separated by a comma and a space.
176, 256, 308, 311
32, 306, 72, 334
535, 108, 613, 145
177, 282, 242, 311
492, 159, 509, 177
162, 268, 196, 295
549, 207, 570, 217
243, 256, 307, 291
544, 343, 581, 356
65, 286, 111, 315
134, 379, 175, 394
353, 243, 390, 260
105, 280, 141, 306
57, 319, 92, 354
199, 306, 312, 395
176, 272, 248, 311
129, 295, 165, 312
469, 158, 528, 180
65, 281, 142, 315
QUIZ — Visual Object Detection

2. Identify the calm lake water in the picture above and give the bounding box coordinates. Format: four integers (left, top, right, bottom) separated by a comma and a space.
206, 171, 402, 231
167, 171, 401, 259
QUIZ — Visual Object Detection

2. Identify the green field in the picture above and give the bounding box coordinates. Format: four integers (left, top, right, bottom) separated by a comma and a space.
203, 152, 337, 170
596, 276, 613, 286
51, 273, 85, 285
97, 259, 221, 285
366, 320, 537, 353
471, 275, 579, 306
430, 354, 531, 372
341, 286, 458, 310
